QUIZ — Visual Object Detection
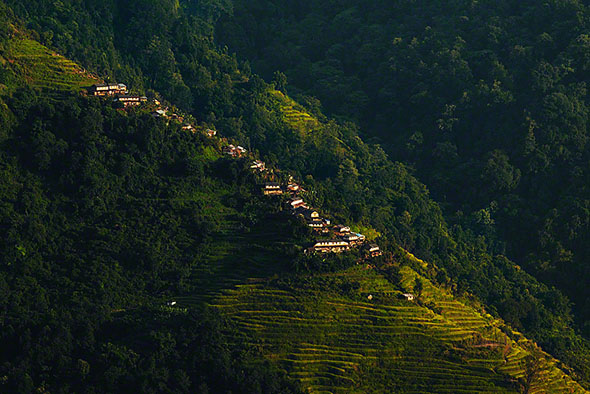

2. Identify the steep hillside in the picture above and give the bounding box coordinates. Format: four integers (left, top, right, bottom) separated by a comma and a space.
248, 84, 590, 387
1, 36, 100, 94
218, 0, 590, 340
208, 257, 587, 393
0, 1, 589, 392
0, 58, 300, 392
270, 90, 321, 133
166, 86, 588, 391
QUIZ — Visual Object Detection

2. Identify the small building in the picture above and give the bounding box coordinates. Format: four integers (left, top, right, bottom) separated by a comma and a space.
342, 232, 366, 245
166, 301, 177, 306
224, 145, 246, 157
308, 220, 325, 231
365, 244, 382, 258
334, 225, 351, 234
223, 144, 236, 156
289, 197, 306, 209
323, 218, 331, 226
181, 124, 194, 131
287, 183, 300, 192
251, 160, 266, 171
342, 233, 359, 242
308, 210, 320, 219
263, 182, 283, 196
236, 146, 247, 156
293, 207, 320, 220
305, 217, 324, 230
169, 113, 184, 122
311, 240, 350, 253
88, 83, 127, 96
401, 293, 415, 301
115, 95, 148, 107
206, 129, 217, 137
153, 109, 167, 118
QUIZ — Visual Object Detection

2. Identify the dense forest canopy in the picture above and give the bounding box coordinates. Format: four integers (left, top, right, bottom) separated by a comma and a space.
218, 0, 590, 336
1, 0, 590, 391
0, 90, 306, 393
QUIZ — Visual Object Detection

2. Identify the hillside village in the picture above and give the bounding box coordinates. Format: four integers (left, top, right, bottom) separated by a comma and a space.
262, 180, 382, 256
87, 83, 147, 106
87, 82, 383, 260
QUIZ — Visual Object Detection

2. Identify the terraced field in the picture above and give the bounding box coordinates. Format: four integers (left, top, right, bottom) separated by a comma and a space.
175, 205, 297, 307
270, 90, 321, 133
2, 37, 99, 94
204, 262, 587, 394
3, 21, 586, 394
168, 185, 587, 393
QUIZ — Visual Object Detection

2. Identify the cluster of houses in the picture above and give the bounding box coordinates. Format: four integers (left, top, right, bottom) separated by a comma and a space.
87, 83, 218, 139
262, 181, 382, 257
251, 160, 266, 172
150, 101, 217, 139
223, 144, 248, 158
152, 108, 185, 123
87, 83, 147, 107
89, 82, 396, 311
262, 181, 304, 196
88, 82, 384, 260
307, 224, 381, 257
88, 83, 127, 96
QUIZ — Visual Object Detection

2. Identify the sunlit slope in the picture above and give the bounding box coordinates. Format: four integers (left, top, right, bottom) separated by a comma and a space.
210, 256, 587, 394
269, 90, 321, 133
0, 37, 99, 95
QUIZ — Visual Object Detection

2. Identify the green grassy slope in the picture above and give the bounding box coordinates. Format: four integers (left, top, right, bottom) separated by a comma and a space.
160, 87, 588, 393
0, 36, 100, 95
270, 90, 321, 134
176, 209, 299, 306
205, 258, 586, 393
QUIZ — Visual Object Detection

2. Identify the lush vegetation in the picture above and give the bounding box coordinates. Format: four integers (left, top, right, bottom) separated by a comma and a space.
218, 0, 590, 338
0, 0, 589, 392
0, 87, 307, 392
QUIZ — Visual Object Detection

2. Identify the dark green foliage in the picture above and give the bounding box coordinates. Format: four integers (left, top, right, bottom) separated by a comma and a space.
217, 0, 590, 383
292, 250, 360, 274
0, 90, 301, 393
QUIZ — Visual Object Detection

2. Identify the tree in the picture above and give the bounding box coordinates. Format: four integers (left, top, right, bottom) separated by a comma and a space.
414, 278, 424, 298
273, 71, 288, 94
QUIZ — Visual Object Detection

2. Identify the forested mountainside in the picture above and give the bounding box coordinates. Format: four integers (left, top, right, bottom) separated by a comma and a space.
217, 0, 590, 337
0, 0, 589, 392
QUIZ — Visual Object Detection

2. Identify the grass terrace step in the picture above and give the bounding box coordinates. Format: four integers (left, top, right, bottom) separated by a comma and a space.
3, 38, 99, 94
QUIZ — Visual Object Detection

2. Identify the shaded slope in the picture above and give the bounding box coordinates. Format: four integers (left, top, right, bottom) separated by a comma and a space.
218, 0, 590, 342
